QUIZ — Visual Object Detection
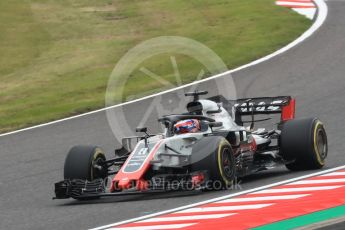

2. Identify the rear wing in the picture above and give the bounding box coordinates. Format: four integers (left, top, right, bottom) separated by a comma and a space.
233, 96, 295, 121
209, 95, 295, 124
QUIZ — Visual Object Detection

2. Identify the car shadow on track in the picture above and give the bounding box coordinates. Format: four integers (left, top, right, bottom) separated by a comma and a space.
58, 190, 203, 206
239, 168, 292, 184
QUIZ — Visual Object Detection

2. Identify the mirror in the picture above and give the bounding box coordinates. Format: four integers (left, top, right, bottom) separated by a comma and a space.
136, 127, 147, 133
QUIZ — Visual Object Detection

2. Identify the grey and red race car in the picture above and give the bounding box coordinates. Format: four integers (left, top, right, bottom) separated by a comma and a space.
54, 91, 328, 200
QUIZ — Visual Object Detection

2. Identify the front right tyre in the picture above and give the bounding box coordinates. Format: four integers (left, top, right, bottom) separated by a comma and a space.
191, 136, 235, 190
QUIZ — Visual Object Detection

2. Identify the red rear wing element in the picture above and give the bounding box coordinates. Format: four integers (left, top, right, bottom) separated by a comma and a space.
281, 98, 296, 121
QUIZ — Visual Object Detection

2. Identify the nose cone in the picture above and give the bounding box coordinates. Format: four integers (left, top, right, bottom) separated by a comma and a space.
117, 178, 131, 190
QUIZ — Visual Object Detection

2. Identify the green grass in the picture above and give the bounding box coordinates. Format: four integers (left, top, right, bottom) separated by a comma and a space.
0, 0, 311, 133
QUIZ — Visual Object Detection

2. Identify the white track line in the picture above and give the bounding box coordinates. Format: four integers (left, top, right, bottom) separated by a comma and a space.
107, 223, 196, 230
292, 8, 317, 20
215, 194, 310, 203
90, 165, 345, 230
0, 0, 328, 138
283, 0, 314, 1
252, 185, 343, 194
277, 2, 315, 7
319, 172, 345, 176
176, 204, 273, 213
136, 213, 235, 223
289, 178, 345, 185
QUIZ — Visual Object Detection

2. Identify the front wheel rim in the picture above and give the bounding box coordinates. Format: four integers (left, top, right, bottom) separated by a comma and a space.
316, 129, 327, 160
92, 156, 107, 180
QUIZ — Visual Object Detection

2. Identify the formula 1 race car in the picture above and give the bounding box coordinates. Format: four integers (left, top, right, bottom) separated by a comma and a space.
54, 91, 328, 200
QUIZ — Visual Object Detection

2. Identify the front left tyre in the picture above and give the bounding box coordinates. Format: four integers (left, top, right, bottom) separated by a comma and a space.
64, 145, 108, 181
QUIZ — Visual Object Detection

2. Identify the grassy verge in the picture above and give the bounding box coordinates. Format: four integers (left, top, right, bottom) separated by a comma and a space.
0, 0, 311, 133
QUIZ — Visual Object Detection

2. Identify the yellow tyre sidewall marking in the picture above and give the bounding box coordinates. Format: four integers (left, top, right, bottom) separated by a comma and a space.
217, 139, 233, 186
313, 121, 325, 166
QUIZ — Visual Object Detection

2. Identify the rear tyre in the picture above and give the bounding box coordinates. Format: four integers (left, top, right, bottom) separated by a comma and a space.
64, 145, 107, 181
191, 136, 235, 190
280, 118, 328, 171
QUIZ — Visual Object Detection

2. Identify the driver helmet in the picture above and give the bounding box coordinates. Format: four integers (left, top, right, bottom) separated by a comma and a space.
174, 119, 201, 134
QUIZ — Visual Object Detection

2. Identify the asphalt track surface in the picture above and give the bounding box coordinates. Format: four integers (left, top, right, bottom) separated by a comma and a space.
1, 1, 345, 229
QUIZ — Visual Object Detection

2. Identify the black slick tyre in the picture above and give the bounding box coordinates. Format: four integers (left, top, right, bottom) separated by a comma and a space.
191, 136, 235, 190
64, 145, 107, 181
280, 118, 328, 170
